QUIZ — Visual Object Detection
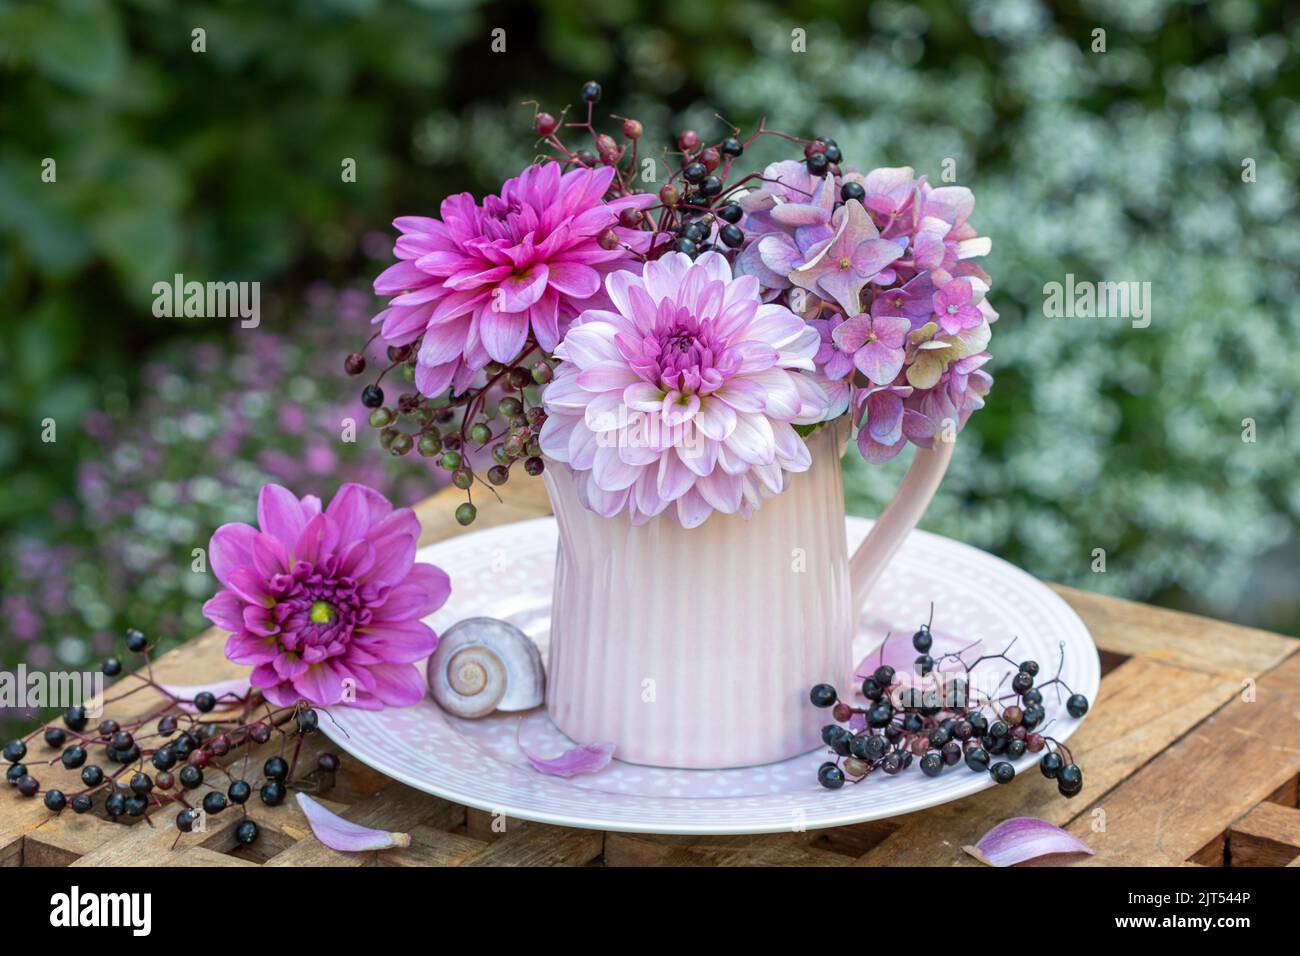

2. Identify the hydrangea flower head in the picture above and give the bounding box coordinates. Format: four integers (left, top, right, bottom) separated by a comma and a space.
203, 483, 449, 710
372, 163, 654, 398
540, 251, 831, 527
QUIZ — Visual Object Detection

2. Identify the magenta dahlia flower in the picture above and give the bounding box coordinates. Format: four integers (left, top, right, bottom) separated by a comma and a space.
372, 163, 655, 398
540, 251, 831, 528
202, 483, 449, 710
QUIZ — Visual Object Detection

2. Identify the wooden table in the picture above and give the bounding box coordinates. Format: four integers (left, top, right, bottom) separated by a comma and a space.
4, 481, 1300, 868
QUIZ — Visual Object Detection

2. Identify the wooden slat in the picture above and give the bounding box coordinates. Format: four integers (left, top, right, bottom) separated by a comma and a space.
1069, 651, 1300, 866
1051, 585, 1294, 678
604, 831, 854, 867
414, 476, 551, 547
461, 823, 603, 866
1228, 802, 1300, 867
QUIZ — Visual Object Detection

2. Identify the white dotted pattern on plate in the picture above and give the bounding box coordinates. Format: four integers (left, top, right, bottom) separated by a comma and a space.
321, 517, 1100, 835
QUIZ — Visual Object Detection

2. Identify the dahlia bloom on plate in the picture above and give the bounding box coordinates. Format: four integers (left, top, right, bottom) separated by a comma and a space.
540, 251, 831, 528
372, 162, 655, 398
202, 483, 450, 709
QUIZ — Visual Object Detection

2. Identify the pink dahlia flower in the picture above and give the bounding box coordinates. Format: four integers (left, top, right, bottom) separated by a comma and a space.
540, 251, 831, 528
372, 163, 654, 398
202, 483, 449, 710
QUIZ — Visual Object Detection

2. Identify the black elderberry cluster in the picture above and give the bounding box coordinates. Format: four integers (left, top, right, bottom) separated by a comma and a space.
810, 612, 1088, 799
3, 628, 343, 844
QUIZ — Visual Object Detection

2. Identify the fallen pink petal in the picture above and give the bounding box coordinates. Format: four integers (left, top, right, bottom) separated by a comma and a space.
963, 817, 1093, 867
519, 735, 615, 778
296, 792, 412, 852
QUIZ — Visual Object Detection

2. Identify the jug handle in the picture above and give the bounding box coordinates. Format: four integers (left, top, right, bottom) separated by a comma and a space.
848, 439, 955, 624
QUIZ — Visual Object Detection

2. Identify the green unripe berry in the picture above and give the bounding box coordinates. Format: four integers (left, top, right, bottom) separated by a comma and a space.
508, 366, 532, 389
468, 422, 492, 445
454, 502, 477, 526
417, 434, 441, 457
491, 443, 510, 465
487, 465, 509, 485
531, 361, 553, 384
525, 439, 542, 458
439, 451, 462, 471
379, 426, 400, 450
388, 433, 413, 456
485, 361, 505, 376
368, 407, 395, 428
452, 468, 474, 490
499, 397, 523, 417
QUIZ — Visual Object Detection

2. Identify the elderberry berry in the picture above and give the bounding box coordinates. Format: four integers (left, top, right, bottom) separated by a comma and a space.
720, 224, 744, 248
71, 794, 93, 814
81, 765, 104, 787
152, 747, 177, 771
202, 792, 228, 815
129, 772, 153, 796
866, 703, 893, 729
176, 809, 200, 833
264, 756, 289, 781
260, 780, 287, 806
912, 625, 933, 653
964, 747, 990, 772
179, 766, 203, 789
105, 793, 127, 818
821, 725, 852, 756
64, 706, 88, 732
235, 820, 260, 845
125, 628, 148, 653
717, 202, 742, 224
193, 691, 217, 713
1057, 763, 1083, 797
840, 182, 865, 203
873, 665, 895, 687
3, 740, 26, 763
920, 752, 943, 777
228, 780, 252, 805
44, 789, 67, 811
990, 762, 1016, 784
101, 657, 122, 677
61, 746, 87, 770
43, 727, 66, 748
6, 763, 27, 785
1039, 752, 1064, 779
720, 137, 743, 157
817, 762, 845, 789
809, 684, 837, 708
1066, 694, 1090, 718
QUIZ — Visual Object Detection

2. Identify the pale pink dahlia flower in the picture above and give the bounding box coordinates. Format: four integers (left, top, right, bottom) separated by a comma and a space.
202, 483, 449, 710
540, 251, 831, 528
372, 163, 654, 398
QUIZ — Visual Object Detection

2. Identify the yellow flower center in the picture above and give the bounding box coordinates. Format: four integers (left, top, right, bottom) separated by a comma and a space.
309, 600, 337, 625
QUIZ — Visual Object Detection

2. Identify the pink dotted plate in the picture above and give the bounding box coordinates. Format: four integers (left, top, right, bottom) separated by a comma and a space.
320, 517, 1099, 835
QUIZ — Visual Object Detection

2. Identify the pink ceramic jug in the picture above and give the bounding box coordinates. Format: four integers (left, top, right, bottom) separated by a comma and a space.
542, 419, 954, 769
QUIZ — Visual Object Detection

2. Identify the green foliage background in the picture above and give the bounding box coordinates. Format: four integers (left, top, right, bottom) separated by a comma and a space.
1, 0, 1297, 689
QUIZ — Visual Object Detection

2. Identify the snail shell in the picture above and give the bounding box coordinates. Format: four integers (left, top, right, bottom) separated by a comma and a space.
426, 617, 545, 718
